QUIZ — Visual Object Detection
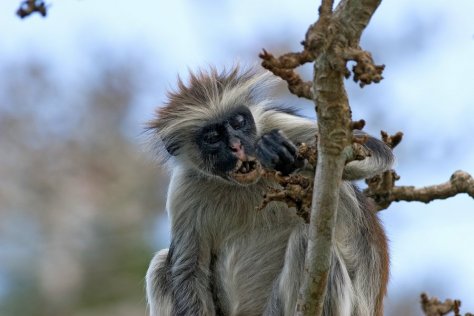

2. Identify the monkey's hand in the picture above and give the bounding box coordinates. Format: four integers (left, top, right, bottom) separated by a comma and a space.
256, 129, 304, 175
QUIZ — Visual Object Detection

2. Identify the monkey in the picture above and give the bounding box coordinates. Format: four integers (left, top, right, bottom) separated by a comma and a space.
145, 66, 393, 316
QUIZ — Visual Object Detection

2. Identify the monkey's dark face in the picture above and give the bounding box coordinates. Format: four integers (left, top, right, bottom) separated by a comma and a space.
196, 106, 263, 185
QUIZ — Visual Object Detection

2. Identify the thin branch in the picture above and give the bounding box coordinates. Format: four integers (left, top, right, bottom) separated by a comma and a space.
260, 49, 314, 69
257, 143, 318, 223
16, 0, 48, 18
318, 0, 335, 18
351, 119, 366, 130
258, 171, 314, 223
259, 49, 314, 99
333, 0, 382, 42
341, 47, 385, 87
379, 171, 474, 209
365, 131, 474, 210
421, 293, 473, 316
380, 130, 403, 149
257, 134, 372, 224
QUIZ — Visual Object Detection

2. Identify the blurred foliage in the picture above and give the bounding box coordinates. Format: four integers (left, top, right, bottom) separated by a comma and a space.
0, 51, 168, 316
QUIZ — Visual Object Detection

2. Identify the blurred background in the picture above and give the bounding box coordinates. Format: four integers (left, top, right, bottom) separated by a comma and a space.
0, 1, 473, 315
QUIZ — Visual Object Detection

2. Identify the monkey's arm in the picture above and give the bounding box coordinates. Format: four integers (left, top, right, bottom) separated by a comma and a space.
256, 110, 394, 179
168, 232, 215, 316
146, 171, 216, 316
146, 249, 173, 316
146, 236, 215, 316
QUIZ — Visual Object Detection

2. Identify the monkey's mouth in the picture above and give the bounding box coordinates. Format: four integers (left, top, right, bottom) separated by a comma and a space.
228, 157, 262, 184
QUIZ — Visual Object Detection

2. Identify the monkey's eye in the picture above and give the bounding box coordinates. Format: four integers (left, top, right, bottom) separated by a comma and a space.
230, 114, 246, 130
203, 130, 222, 144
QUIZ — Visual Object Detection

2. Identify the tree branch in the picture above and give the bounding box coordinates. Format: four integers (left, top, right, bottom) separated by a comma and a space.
293, 0, 383, 315
16, 0, 47, 19
364, 131, 474, 210
367, 170, 474, 211
259, 49, 314, 99
259, 0, 473, 314
392, 171, 474, 202
420, 293, 473, 316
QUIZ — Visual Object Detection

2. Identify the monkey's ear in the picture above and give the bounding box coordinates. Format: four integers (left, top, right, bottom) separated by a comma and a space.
164, 140, 180, 156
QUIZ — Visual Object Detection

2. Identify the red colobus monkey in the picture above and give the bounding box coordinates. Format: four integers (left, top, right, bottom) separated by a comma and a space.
146, 67, 392, 316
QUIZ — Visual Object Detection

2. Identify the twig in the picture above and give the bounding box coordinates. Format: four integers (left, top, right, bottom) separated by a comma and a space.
365, 131, 474, 210
341, 47, 385, 87
381, 130, 403, 149
420, 293, 473, 316
318, 0, 334, 18
259, 49, 314, 99
16, 0, 48, 19
351, 119, 366, 130
365, 170, 400, 210
381, 171, 474, 208
258, 143, 317, 223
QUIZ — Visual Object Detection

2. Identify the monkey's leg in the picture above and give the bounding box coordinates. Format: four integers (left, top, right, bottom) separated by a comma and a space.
146, 249, 173, 316
263, 224, 306, 316
263, 224, 354, 316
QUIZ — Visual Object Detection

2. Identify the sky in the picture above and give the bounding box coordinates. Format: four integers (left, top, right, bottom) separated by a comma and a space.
1, 0, 474, 313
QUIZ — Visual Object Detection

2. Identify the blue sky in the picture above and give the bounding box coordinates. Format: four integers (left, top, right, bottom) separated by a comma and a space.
1, 0, 474, 312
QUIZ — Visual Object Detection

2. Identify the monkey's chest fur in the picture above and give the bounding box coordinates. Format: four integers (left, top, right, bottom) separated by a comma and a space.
211, 211, 302, 316
169, 169, 304, 315
167, 169, 382, 316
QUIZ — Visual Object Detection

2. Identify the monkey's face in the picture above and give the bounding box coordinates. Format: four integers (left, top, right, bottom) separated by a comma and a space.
196, 106, 263, 185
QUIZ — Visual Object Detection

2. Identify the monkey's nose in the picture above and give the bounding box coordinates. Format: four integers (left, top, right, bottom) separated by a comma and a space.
229, 139, 246, 160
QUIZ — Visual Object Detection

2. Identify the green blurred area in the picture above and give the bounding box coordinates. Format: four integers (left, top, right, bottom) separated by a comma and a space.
0, 51, 169, 316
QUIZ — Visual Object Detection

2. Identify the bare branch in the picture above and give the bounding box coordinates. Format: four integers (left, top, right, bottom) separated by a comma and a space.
259, 0, 405, 315
394, 170, 474, 202
259, 0, 473, 312
257, 143, 317, 223
367, 170, 474, 211
259, 49, 314, 99
341, 47, 385, 87
351, 119, 366, 130
16, 0, 48, 19
294, 0, 383, 314
260, 0, 385, 101
420, 293, 473, 316
365, 131, 473, 210
333, 0, 382, 42
318, 0, 335, 18
365, 169, 400, 210
260, 48, 314, 69
258, 171, 314, 223
381, 130, 403, 149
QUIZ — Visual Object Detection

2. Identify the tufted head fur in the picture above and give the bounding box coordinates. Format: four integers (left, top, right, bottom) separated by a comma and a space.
147, 66, 278, 171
